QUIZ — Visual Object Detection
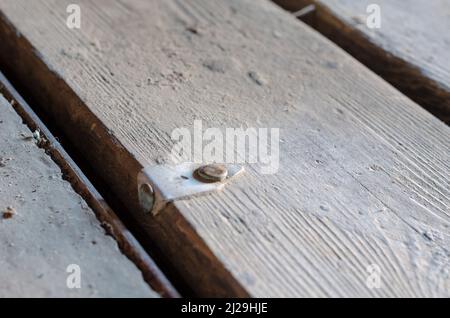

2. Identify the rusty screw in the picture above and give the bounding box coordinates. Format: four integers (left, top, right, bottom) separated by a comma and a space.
195, 164, 228, 183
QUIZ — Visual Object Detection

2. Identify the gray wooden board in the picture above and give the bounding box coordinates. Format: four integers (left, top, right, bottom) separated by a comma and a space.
0, 0, 449, 297
0, 95, 157, 298
274, 0, 450, 123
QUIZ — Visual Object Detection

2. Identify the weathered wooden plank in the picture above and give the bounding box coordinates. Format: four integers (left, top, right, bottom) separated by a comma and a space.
274, 0, 450, 123
0, 0, 449, 297
0, 94, 158, 297
0, 71, 179, 298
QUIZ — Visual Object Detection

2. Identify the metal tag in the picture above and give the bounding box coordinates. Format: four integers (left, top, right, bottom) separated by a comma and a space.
138, 163, 244, 216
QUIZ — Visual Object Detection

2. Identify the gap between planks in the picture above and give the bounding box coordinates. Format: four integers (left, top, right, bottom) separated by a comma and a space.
0, 72, 179, 298
273, 0, 450, 124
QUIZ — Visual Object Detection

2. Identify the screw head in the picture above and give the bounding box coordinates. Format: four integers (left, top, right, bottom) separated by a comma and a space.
195, 164, 228, 183
139, 183, 155, 213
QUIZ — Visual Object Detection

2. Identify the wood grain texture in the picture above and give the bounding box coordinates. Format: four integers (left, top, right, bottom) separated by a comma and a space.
0, 94, 158, 298
0, 0, 449, 297
274, 0, 450, 123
